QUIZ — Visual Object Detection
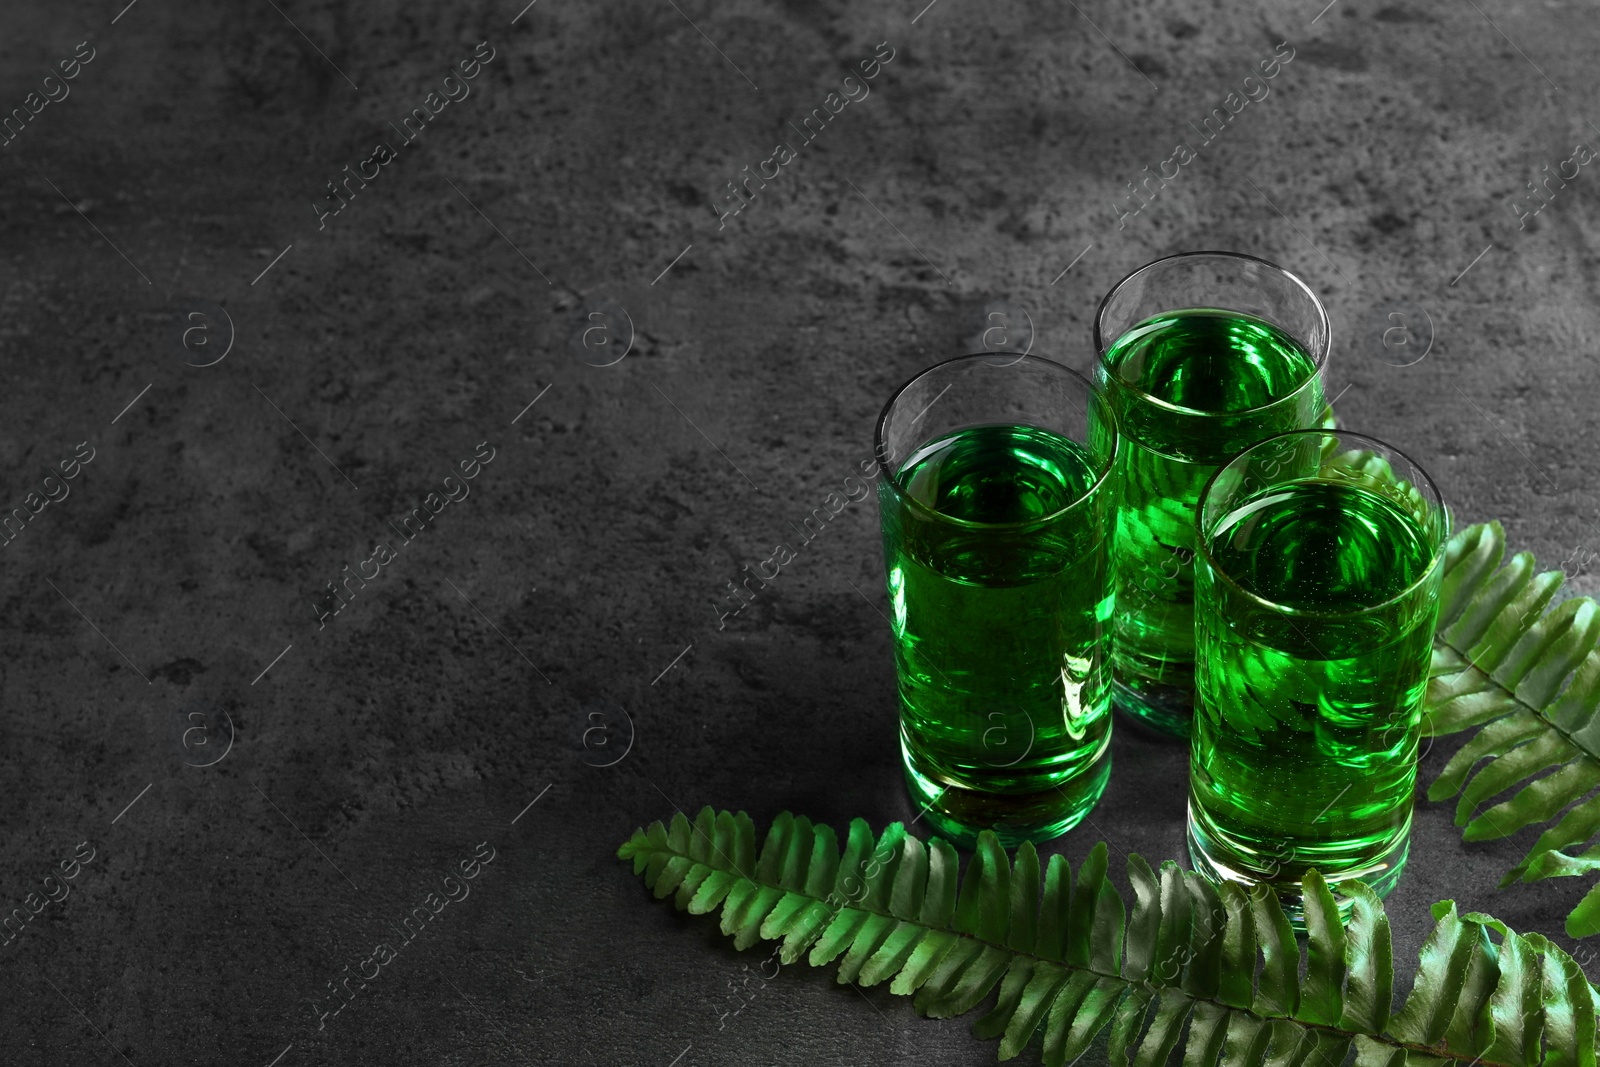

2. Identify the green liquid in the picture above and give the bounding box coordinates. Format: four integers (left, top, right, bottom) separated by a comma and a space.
1095, 308, 1324, 737
881, 424, 1113, 846
1188, 480, 1440, 905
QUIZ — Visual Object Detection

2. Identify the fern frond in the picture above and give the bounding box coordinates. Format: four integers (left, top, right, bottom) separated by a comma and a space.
620, 808, 1598, 1066
1423, 522, 1600, 936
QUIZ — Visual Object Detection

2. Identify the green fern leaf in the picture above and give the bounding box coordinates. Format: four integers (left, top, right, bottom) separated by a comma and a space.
1423, 522, 1600, 936
620, 809, 1598, 1066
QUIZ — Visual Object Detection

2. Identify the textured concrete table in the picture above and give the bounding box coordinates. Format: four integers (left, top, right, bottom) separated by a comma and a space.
1, 0, 1598, 1064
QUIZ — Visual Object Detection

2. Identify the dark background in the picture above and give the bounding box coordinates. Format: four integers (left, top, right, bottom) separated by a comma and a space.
1, 0, 1598, 1063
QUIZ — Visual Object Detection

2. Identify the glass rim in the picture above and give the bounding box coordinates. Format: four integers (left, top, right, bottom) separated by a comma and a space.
873, 352, 1119, 532
1193, 428, 1450, 620
1092, 250, 1331, 419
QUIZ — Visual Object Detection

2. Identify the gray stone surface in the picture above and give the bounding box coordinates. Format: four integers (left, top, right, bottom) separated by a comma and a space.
0, 0, 1597, 1063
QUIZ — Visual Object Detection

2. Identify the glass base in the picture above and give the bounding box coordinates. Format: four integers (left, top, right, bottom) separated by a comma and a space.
902, 744, 1111, 850
1186, 801, 1409, 924
1112, 678, 1193, 740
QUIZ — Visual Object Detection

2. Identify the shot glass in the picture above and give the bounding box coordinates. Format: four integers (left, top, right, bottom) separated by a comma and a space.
875, 353, 1118, 847
1186, 429, 1448, 912
1094, 251, 1331, 739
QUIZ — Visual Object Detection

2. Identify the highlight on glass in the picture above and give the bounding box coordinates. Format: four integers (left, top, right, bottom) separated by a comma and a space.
874, 353, 1118, 847
1186, 428, 1448, 914
1093, 250, 1331, 740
